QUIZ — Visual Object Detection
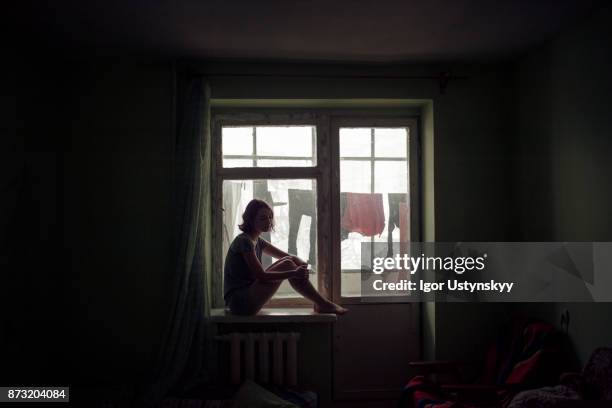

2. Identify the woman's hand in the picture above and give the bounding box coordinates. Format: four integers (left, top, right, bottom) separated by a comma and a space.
292, 264, 310, 280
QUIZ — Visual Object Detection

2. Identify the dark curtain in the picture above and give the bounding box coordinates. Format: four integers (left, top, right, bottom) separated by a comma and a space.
141, 77, 212, 404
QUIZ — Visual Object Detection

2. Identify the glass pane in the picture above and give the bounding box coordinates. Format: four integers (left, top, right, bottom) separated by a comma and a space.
222, 179, 317, 300
374, 128, 408, 157
341, 233, 364, 270
339, 127, 410, 297
256, 126, 314, 158
224, 159, 253, 168
374, 161, 408, 193
340, 128, 371, 157
222, 125, 316, 167
340, 161, 371, 193
222, 127, 253, 156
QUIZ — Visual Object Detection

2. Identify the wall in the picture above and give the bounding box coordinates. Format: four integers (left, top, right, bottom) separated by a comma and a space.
513, 4, 612, 365
4, 59, 175, 390
428, 67, 515, 362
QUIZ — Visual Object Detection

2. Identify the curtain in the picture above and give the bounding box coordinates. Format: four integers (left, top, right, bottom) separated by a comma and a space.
141, 77, 212, 405
222, 181, 244, 250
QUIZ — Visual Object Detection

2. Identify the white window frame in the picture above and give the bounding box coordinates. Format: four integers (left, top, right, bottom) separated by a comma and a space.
211, 108, 421, 308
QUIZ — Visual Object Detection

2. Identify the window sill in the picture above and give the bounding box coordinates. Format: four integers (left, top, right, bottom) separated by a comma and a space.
209, 308, 337, 323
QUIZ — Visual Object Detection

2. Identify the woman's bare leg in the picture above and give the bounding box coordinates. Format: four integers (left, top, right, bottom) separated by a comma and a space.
240, 257, 296, 313
244, 279, 282, 313
288, 276, 331, 306
290, 277, 348, 314
266, 256, 294, 270
267, 258, 326, 304
266, 258, 347, 314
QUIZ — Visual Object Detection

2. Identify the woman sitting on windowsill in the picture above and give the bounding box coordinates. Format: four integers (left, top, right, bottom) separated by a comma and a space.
223, 198, 348, 316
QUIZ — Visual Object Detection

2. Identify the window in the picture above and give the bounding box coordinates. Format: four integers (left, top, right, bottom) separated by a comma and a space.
338, 126, 411, 297
212, 112, 420, 307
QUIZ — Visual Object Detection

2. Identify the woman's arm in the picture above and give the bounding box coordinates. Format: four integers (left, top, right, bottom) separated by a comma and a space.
262, 241, 308, 266
242, 250, 301, 281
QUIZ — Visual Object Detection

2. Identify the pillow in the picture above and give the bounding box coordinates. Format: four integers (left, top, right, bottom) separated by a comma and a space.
232, 380, 299, 408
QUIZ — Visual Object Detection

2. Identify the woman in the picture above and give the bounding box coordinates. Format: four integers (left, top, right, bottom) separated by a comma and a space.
224, 198, 348, 315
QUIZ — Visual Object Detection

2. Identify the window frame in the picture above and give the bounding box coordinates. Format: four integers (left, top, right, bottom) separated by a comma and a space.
331, 117, 421, 303
211, 108, 421, 308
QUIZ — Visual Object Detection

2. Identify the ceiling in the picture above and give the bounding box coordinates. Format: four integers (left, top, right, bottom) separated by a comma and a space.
18, 0, 605, 62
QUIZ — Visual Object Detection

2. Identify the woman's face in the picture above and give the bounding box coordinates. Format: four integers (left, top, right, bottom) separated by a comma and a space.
253, 207, 273, 233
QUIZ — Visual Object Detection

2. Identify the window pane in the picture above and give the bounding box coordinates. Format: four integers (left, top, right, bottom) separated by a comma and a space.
222, 125, 316, 167
341, 233, 364, 270
339, 126, 410, 297
222, 127, 253, 156
224, 159, 253, 168
222, 179, 317, 300
374, 128, 408, 157
256, 126, 314, 158
340, 160, 371, 193
340, 128, 371, 157
374, 161, 408, 193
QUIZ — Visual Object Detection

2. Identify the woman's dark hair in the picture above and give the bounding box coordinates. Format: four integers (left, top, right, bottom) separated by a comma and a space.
238, 199, 274, 233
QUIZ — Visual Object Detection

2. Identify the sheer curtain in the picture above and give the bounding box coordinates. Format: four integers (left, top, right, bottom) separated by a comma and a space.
141, 76, 212, 404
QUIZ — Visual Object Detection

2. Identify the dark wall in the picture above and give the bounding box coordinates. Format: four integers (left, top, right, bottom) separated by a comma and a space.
514, 5, 612, 241
3, 60, 67, 385
513, 4, 612, 365
4, 60, 176, 389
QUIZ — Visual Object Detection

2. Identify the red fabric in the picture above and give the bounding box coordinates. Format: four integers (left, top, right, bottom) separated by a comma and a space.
401, 320, 565, 408
482, 319, 559, 386
505, 350, 544, 384
403, 376, 461, 407
503, 322, 558, 385
341, 192, 385, 236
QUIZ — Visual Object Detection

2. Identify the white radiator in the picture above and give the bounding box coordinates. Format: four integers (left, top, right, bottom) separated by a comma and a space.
215, 332, 301, 386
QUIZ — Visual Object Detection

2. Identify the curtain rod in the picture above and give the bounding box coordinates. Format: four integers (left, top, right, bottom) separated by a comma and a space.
189, 71, 468, 94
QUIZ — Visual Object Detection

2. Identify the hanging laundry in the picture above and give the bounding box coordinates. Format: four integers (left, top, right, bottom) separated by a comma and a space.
340, 192, 349, 240
287, 189, 317, 265
387, 193, 409, 257
341, 192, 385, 237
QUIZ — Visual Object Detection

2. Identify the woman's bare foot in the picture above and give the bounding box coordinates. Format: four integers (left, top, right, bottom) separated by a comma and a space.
314, 302, 349, 315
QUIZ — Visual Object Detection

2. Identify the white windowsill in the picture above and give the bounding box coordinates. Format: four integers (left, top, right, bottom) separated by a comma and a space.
209, 308, 337, 323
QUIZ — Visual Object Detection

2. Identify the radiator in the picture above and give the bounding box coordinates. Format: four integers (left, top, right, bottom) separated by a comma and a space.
215, 332, 300, 386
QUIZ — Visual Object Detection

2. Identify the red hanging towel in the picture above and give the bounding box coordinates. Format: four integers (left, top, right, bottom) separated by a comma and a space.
341, 192, 385, 237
